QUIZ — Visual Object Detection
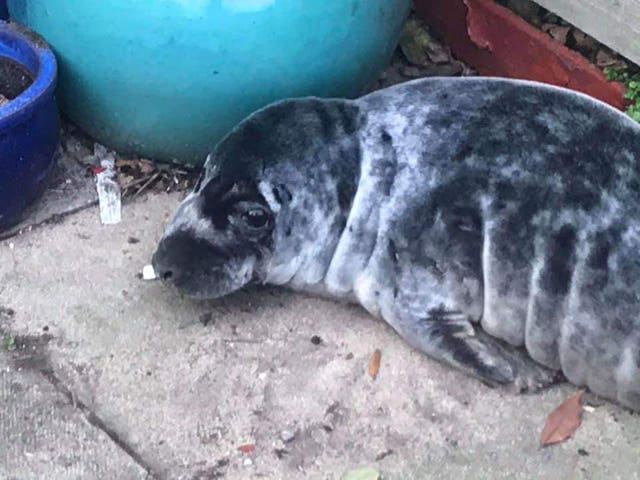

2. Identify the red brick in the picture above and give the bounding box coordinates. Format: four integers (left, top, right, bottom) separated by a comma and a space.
413, 0, 627, 109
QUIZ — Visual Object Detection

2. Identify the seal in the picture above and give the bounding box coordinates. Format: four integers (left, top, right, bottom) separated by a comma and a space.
152, 76, 640, 411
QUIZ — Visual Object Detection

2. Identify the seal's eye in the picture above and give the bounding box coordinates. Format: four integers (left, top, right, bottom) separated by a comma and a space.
242, 209, 269, 229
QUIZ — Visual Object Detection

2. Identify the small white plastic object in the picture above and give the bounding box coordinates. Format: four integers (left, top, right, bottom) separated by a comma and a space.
142, 264, 157, 281
94, 144, 122, 225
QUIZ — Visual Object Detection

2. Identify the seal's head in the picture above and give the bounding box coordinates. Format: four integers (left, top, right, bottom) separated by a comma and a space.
151, 164, 275, 299
152, 96, 361, 299
151, 103, 282, 299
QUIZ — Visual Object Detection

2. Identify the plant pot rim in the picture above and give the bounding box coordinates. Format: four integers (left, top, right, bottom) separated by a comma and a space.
0, 20, 57, 132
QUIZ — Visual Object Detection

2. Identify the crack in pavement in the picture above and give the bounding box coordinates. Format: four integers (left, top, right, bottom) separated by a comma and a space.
3, 329, 163, 479
38, 368, 162, 480
0, 200, 99, 242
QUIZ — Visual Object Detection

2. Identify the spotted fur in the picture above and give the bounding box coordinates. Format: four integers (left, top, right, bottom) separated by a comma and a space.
153, 77, 640, 411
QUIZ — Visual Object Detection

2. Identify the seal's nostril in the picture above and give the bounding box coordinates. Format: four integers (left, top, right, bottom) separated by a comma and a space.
162, 271, 173, 281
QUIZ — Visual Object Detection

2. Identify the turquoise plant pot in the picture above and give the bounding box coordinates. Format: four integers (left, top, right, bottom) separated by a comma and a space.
8, 0, 411, 165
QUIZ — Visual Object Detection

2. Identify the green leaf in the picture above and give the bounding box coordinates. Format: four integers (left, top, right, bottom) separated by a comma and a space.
342, 467, 381, 480
4, 335, 16, 351
604, 67, 619, 81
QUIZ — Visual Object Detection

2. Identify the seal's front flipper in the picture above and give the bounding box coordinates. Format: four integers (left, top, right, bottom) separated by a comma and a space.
393, 309, 561, 392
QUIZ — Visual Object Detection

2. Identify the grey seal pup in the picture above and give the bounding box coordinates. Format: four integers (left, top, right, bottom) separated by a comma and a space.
152, 76, 640, 411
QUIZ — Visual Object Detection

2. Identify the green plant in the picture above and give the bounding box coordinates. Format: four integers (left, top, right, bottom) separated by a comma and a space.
604, 66, 640, 123
4, 335, 16, 351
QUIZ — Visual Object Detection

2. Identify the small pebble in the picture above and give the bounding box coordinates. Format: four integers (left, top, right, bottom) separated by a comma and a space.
199, 312, 213, 326
280, 430, 295, 443
274, 448, 288, 459
243, 458, 253, 467
375, 449, 394, 461
310, 335, 322, 345
142, 264, 157, 280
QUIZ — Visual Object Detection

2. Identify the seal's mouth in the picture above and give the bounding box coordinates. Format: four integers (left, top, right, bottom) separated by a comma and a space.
151, 263, 244, 300
151, 234, 258, 300
158, 266, 252, 300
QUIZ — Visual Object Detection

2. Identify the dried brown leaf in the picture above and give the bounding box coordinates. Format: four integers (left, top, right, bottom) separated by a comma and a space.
138, 159, 156, 175
506, 0, 542, 26
117, 173, 134, 187
115, 158, 140, 169
572, 30, 597, 52
542, 24, 571, 45
596, 49, 619, 68
540, 389, 585, 446
368, 349, 382, 379
426, 44, 450, 65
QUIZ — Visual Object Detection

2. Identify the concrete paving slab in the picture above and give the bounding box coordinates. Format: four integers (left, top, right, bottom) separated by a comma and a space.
0, 348, 148, 479
0, 193, 639, 480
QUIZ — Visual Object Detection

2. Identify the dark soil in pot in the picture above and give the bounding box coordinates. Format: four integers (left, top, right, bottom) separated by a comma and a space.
0, 55, 34, 105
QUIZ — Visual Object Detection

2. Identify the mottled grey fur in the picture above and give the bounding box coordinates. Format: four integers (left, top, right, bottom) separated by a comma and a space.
153, 77, 640, 411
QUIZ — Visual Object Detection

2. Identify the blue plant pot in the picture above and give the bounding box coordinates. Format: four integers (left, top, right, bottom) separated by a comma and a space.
0, 21, 59, 231
8, 0, 411, 165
